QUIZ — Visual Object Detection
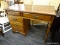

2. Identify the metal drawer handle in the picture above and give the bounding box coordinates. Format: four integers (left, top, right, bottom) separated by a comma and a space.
40, 19, 43, 20
13, 18, 17, 21
11, 13, 14, 14
14, 22, 19, 26
20, 28, 23, 29
15, 24, 18, 27
34, 16, 39, 18
15, 22, 19, 24
24, 13, 30, 14
18, 28, 23, 31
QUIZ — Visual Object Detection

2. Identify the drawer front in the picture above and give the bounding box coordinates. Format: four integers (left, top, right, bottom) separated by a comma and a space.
23, 13, 51, 21
17, 22, 23, 28
23, 13, 33, 18
8, 15, 23, 22
10, 21, 24, 34
10, 21, 23, 32
10, 22, 18, 31
37, 15, 51, 21
18, 28, 24, 33
11, 25, 18, 32
7, 11, 20, 16
10, 21, 23, 28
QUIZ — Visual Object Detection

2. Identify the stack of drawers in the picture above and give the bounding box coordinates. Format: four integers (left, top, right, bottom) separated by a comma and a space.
7, 11, 25, 35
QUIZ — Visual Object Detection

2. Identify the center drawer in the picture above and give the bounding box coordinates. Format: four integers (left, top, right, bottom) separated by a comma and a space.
23, 13, 51, 21
8, 15, 23, 23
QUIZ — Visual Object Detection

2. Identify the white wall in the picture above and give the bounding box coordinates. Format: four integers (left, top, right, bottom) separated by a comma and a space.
32, 0, 50, 5
20, 0, 60, 10
20, 0, 24, 2
23, 0, 32, 5
22, 0, 50, 5
49, 0, 60, 10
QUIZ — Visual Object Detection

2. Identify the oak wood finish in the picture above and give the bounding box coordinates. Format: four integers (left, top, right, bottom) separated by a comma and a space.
23, 13, 51, 21
8, 15, 23, 23
5, 5, 56, 42
7, 15, 26, 35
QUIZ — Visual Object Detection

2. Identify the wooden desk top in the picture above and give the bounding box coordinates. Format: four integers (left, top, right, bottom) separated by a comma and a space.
5, 5, 56, 16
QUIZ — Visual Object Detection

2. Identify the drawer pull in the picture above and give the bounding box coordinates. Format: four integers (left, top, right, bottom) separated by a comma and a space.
34, 16, 39, 18
40, 19, 43, 20
15, 24, 18, 27
24, 13, 30, 14
18, 28, 23, 31
20, 28, 23, 29
13, 19, 17, 21
11, 13, 14, 14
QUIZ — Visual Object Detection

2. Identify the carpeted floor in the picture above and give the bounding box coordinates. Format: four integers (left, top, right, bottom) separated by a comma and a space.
0, 25, 50, 45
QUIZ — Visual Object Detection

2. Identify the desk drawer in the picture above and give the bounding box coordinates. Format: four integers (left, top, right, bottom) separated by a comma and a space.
10, 21, 23, 31
8, 15, 23, 23
10, 21, 23, 28
23, 13, 51, 21
11, 25, 18, 32
18, 28, 25, 33
7, 11, 20, 16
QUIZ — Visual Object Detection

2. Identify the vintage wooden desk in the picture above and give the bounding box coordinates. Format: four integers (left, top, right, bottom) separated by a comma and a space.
5, 5, 56, 42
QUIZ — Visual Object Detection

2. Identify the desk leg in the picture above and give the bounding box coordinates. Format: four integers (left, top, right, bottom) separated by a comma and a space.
23, 18, 30, 36
44, 22, 51, 42
44, 16, 55, 42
